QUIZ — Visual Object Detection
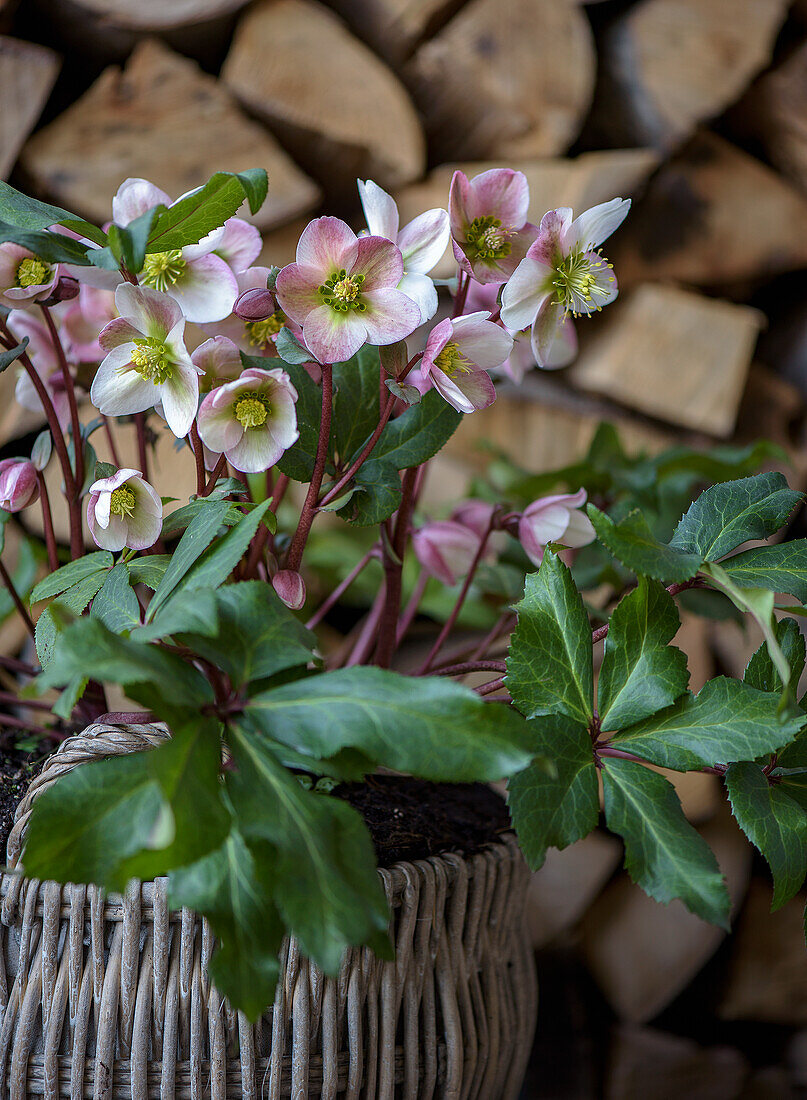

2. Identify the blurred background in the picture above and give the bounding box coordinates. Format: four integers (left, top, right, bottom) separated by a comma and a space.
1, 0, 806, 1095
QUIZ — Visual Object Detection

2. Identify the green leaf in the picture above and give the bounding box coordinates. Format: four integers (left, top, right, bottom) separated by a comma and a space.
670, 473, 803, 562
245, 667, 533, 782
130, 588, 219, 643
161, 498, 243, 538
744, 618, 806, 695
169, 828, 284, 1021
0, 181, 105, 243
147, 499, 233, 619
507, 716, 598, 869
587, 505, 703, 583
126, 555, 171, 589
506, 551, 593, 726
0, 221, 93, 265
90, 564, 141, 633
145, 170, 268, 253
370, 388, 461, 470
599, 578, 690, 731
725, 761, 807, 910
719, 541, 807, 602
227, 727, 390, 975
177, 581, 315, 686
107, 207, 160, 274
174, 500, 273, 596
35, 570, 110, 666
275, 327, 313, 365
611, 677, 806, 770
602, 757, 730, 926
270, 360, 327, 482
331, 345, 381, 463
341, 459, 402, 526
30, 550, 113, 603
0, 337, 29, 374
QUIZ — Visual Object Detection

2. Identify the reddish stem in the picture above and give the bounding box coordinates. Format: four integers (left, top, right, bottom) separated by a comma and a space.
396, 570, 429, 645
0, 559, 35, 641
434, 660, 507, 678
319, 392, 396, 507
286, 365, 333, 572
36, 472, 59, 572
189, 422, 206, 496
134, 413, 150, 482
39, 304, 83, 491
452, 271, 470, 318
375, 466, 419, 668
306, 546, 378, 629
269, 473, 290, 513
592, 577, 701, 645
201, 454, 228, 497
102, 415, 122, 467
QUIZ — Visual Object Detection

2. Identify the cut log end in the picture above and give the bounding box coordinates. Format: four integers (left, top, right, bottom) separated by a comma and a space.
0, 36, 60, 182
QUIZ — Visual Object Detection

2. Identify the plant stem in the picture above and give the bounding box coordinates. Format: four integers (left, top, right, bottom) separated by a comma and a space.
39, 304, 83, 492
189, 422, 206, 496
396, 570, 429, 645
434, 660, 507, 678
201, 454, 228, 497
134, 412, 149, 481
286, 365, 333, 572
319, 392, 396, 507
469, 611, 515, 661
453, 271, 470, 318
0, 559, 35, 641
102, 415, 122, 467
345, 588, 387, 667
306, 546, 378, 629
591, 577, 701, 645
475, 675, 506, 696
0, 712, 50, 733
375, 466, 419, 668
0, 690, 52, 711
36, 472, 59, 572
269, 472, 290, 513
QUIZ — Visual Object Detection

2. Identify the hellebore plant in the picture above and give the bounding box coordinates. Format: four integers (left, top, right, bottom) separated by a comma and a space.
0, 167, 806, 1022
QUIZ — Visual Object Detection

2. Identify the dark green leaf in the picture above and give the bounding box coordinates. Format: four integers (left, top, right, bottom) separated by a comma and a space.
611, 677, 806, 770
599, 578, 690, 731
506, 551, 593, 726
147, 500, 233, 618
275, 327, 313, 365
146, 170, 268, 253
602, 757, 730, 927
720, 541, 807, 602
161, 498, 243, 538
30, 551, 113, 603
370, 388, 461, 470
587, 505, 703, 583
90, 564, 141, 633
126, 555, 171, 589
107, 207, 160, 274
670, 473, 802, 562
176, 500, 272, 596
0, 337, 29, 374
0, 221, 93, 265
35, 570, 110, 666
725, 761, 807, 910
507, 715, 598, 869
331, 345, 381, 463
744, 618, 806, 695
131, 588, 219, 643
270, 360, 327, 482
0, 181, 105, 243
340, 459, 402, 526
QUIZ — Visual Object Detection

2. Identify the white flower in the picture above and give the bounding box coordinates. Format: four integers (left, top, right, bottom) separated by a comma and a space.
518, 489, 595, 566
196, 365, 299, 473
86, 467, 162, 552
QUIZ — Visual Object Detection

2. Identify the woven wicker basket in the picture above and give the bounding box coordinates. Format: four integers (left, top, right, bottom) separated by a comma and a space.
0, 723, 537, 1099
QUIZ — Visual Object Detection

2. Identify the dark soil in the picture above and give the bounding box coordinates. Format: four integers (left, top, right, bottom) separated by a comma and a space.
0, 751, 41, 858
334, 774, 512, 866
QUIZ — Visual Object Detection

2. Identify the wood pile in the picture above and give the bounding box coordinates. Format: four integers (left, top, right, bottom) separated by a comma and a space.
3, 1, 807, 1095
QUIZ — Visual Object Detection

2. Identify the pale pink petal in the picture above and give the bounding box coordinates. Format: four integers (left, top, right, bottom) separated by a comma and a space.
296, 217, 358, 276
540, 316, 578, 369
500, 255, 553, 331
169, 254, 238, 323
192, 336, 242, 387
413, 520, 479, 585
197, 389, 243, 453
431, 364, 494, 414
397, 271, 438, 324
529, 208, 573, 267
452, 237, 474, 280
237, 266, 273, 294
88, 506, 127, 552
448, 171, 472, 237
160, 361, 200, 438
183, 224, 227, 261
0, 243, 30, 289
91, 346, 161, 415
227, 428, 282, 473
112, 178, 172, 226
99, 316, 142, 352
358, 180, 399, 241
565, 198, 631, 252
452, 314, 514, 369
562, 509, 595, 548
115, 283, 182, 340
466, 169, 530, 228
212, 217, 262, 272
302, 305, 366, 364
353, 236, 404, 290
530, 298, 568, 370
61, 260, 122, 292
522, 502, 572, 545
422, 317, 453, 371
6, 311, 58, 370
124, 477, 163, 550
397, 209, 449, 274
274, 263, 323, 323
361, 288, 421, 345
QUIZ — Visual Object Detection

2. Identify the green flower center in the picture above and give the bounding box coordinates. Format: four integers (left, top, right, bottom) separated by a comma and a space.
234, 391, 272, 429
245, 310, 287, 348
319, 269, 366, 313
433, 341, 472, 377
465, 216, 512, 262
16, 256, 52, 288
131, 337, 173, 384
552, 246, 614, 316
140, 249, 186, 292
109, 485, 136, 519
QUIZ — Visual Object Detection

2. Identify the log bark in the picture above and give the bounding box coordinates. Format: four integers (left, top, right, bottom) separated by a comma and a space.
611, 132, 807, 289
0, 36, 60, 182
589, 0, 790, 153
19, 39, 320, 232
570, 284, 764, 438
222, 0, 425, 200
405, 0, 596, 161
327, 0, 467, 66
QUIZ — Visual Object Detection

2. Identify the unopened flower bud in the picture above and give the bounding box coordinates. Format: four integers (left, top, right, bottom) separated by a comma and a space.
273, 569, 306, 610
0, 458, 39, 512
41, 275, 81, 305
412, 520, 481, 586
234, 287, 276, 322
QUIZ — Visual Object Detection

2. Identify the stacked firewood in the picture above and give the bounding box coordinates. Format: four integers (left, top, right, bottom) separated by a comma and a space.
2, 0, 807, 1094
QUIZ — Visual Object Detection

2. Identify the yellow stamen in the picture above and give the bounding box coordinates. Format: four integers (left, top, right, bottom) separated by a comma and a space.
465, 216, 513, 263
234, 391, 271, 429
130, 338, 172, 384
434, 341, 473, 376
109, 485, 136, 519
16, 257, 52, 288
141, 249, 186, 292
245, 310, 286, 348
319, 269, 367, 313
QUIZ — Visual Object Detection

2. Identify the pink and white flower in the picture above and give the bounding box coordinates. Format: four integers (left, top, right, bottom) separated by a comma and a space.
500, 198, 630, 369
420, 312, 512, 414
196, 365, 299, 473
61, 286, 117, 363
275, 217, 421, 364
212, 217, 262, 274
7, 310, 72, 429
413, 520, 483, 586
112, 178, 239, 323
358, 179, 449, 324
91, 283, 201, 438
86, 467, 162, 552
517, 489, 595, 566
0, 244, 61, 309
0, 458, 39, 512
449, 169, 537, 285
191, 336, 243, 393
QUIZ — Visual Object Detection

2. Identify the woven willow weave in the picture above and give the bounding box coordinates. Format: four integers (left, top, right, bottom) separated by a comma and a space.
0, 723, 537, 1099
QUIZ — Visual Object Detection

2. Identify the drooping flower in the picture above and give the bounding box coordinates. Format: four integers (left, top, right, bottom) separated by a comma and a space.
0, 458, 39, 512
358, 179, 449, 324
413, 520, 483, 586
196, 365, 299, 473
112, 177, 239, 323
449, 169, 537, 285
91, 283, 201, 438
500, 198, 630, 369
451, 500, 498, 539
86, 467, 162, 552
420, 312, 512, 414
191, 336, 243, 393
275, 217, 421, 364
7, 310, 72, 429
517, 489, 596, 566
0, 244, 61, 309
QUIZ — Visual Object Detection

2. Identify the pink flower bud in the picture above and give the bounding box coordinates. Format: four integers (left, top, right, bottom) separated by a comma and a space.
234, 287, 276, 321
412, 520, 481, 586
518, 489, 595, 566
0, 458, 39, 512
451, 500, 497, 539
41, 275, 80, 305
273, 569, 306, 610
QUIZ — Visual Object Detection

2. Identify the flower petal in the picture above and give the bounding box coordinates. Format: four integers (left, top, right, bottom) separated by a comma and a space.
197, 389, 243, 453
466, 169, 529, 228
422, 317, 453, 371
529, 207, 573, 267
212, 217, 262, 272
353, 236, 404, 290
398, 208, 450, 275
530, 299, 569, 369
448, 171, 472, 237
562, 508, 596, 548
431, 364, 494, 414
500, 256, 553, 331
192, 336, 242, 387
160, 360, 200, 438
90, 346, 161, 415
358, 180, 399, 241
361, 288, 421, 345
540, 316, 578, 369
168, 254, 238, 323
274, 263, 323, 323
565, 198, 631, 252
302, 305, 367, 364
452, 313, 514, 369
98, 316, 143, 352
227, 427, 284, 473
115, 283, 182, 339
112, 178, 172, 226
397, 271, 438, 325
296, 217, 358, 276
